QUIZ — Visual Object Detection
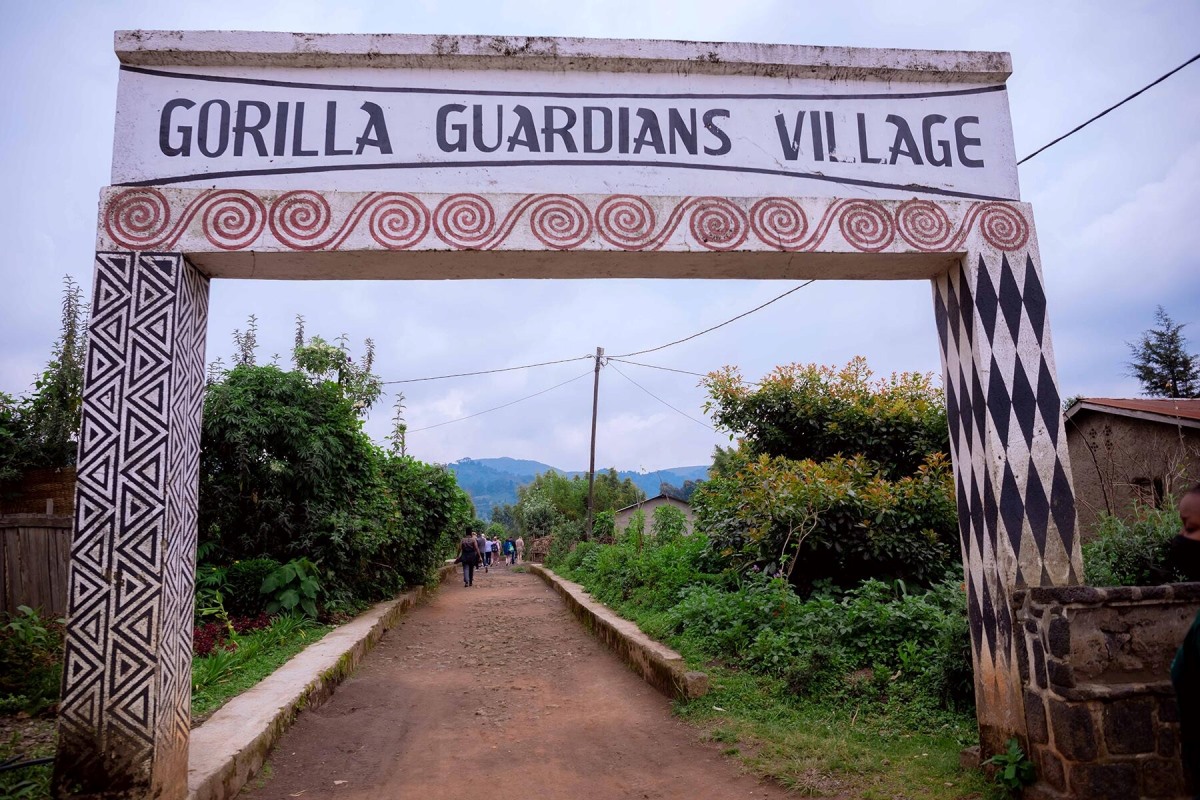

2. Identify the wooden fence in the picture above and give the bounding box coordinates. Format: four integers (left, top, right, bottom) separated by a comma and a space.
0, 514, 72, 616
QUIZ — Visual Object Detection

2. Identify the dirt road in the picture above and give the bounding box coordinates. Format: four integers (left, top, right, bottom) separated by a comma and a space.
241, 563, 792, 799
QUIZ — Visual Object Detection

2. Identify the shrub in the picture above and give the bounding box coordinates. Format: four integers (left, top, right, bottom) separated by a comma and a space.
692, 453, 957, 591
0, 606, 65, 715
223, 557, 281, 617
1083, 504, 1185, 586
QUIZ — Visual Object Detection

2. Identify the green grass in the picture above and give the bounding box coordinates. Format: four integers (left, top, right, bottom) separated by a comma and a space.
191, 616, 333, 720
675, 665, 1000, 799
0, 727, 54, 799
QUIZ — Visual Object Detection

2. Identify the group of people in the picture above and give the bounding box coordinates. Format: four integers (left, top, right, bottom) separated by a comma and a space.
455, 528, 524, 587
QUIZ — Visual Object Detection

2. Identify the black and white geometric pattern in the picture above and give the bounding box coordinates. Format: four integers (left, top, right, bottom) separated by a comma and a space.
54, 252, 208, 796
932, 248, 1080, 748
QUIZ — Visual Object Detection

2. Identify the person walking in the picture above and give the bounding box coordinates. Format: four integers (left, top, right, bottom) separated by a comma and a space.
482, 535, 494, 568
515, 536, 525, 564
504, 536, 517, 565
475, 529, 489, 575
456, 531, 481, 587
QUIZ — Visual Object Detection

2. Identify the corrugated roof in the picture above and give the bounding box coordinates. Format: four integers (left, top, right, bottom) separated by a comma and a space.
1069, 397, 1200, 422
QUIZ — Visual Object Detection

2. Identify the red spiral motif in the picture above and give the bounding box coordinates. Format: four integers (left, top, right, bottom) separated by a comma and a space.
896, 199, 954, 251
596, 195, 657, 250
368, 194, 430, 250
202, 191, 265, 250
838, 200, 895, 252
689, 197, 748, 251
529, 195, 592, 250
269, 191, 332, 250
105, 189, 171, 248
433, 194, 496, 249
750, 197, 809, 249
978, 203, 1029, 252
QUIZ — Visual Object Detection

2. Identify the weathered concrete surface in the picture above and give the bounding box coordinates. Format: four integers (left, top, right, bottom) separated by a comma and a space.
185, 563, 456, 800
115, 30, 1012, 82
529, 564, 708, 701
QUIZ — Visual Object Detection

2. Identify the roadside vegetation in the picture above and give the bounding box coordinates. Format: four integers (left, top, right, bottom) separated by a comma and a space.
0, 309, 477, 794
547, 358, 1003, 798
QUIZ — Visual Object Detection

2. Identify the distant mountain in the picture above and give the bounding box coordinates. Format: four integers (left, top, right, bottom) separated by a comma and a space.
446, 457, 710, 519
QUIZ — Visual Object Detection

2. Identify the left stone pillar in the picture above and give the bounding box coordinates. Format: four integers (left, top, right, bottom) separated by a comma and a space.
54, 253, 209, 798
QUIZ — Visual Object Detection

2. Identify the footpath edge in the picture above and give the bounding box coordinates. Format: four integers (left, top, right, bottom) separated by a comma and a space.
528, 564, 708, 702
186, 562, 459, 800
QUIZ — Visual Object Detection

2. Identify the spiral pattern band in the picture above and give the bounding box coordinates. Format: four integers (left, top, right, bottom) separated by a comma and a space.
896, 199, 954, 251
269, 191, 332, 250
750, 197, 809, 248
102, 190, 1033, 255
369, 194, 430, 250
433, 194, 496, 249
689, 198, 748, 251
201, 191, 266, 250
837, 200, 895, 252
106, 189, 172, 248
529, 195, 592, 250
595, 195, 657, 250
978, 203, 1030, 252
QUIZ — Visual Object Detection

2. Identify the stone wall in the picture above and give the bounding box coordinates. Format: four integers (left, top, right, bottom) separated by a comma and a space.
1013, 584, 1200, 799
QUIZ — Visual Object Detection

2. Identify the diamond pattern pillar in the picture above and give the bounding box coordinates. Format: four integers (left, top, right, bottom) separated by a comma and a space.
932, 240, 1081, 756
54, 252, 209, 798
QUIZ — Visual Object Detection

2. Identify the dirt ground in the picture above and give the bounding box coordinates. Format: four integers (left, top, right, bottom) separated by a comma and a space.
241, 562, 795, 799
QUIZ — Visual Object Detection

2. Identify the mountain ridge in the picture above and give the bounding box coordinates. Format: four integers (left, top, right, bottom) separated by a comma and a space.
446, 456, 710, 519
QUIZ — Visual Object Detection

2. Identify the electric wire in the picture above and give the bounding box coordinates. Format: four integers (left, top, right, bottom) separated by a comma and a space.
376, 281, 806, 388
381, 354, 591, 384
609, 280, 816, 359
608, 358, 711, 379
1018, 52, 1200, 165
406, 369, 594, 433
608, 363, 715, 431
609, 357, 762, 387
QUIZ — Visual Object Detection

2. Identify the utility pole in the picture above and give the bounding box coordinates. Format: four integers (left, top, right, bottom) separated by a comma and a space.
585, 346, 604, 540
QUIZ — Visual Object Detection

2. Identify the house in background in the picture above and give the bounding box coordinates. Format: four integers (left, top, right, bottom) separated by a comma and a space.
1064, 398, 1200, 536
613, 493, 695, 536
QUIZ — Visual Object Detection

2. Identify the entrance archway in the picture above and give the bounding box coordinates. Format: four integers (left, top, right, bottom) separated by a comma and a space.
57, 32, 1080, 796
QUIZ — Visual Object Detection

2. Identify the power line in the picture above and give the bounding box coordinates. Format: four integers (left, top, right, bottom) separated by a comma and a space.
1018, 52, 1200, 165
381, 354, 591, 385
610, 280, 816, 359
609, 363, 715, 431
406, 369, 593, 433
608, 357, 711, 379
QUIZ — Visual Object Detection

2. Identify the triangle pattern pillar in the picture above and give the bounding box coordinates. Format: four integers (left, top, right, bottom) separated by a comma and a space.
54, 252, 209, 798
932, 227, 1083, 756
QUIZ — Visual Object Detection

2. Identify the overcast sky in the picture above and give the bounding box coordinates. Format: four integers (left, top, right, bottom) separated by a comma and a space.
1, 1, 1198, 473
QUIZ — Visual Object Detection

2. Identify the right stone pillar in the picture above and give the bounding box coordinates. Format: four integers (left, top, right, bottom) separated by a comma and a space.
931, 217, 1083, 756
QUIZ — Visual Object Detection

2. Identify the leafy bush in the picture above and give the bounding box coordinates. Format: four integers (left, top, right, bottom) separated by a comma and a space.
693, 453, 957, 591
668, 573, 973, 713
0, 606, 65, 715
704, 358, 948, 479
223, 557, 281, 617
198, 365, 472, 606
262, 558, 322, 617
1083, 504, 1185, 586
651, 505, 687, 544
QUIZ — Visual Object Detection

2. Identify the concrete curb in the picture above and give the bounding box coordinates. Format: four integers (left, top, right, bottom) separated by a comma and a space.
186, 563, 459, 800
528, 564, 708, 702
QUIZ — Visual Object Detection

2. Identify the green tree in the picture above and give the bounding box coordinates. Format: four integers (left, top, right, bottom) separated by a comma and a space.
700, 357, 957, 590
705, 357, 947, 478
14, 276, 89, 469
1127, 306, 1200, 398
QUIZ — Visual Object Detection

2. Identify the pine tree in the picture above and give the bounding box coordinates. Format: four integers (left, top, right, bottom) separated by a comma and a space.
1127, 306, 1200, 398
